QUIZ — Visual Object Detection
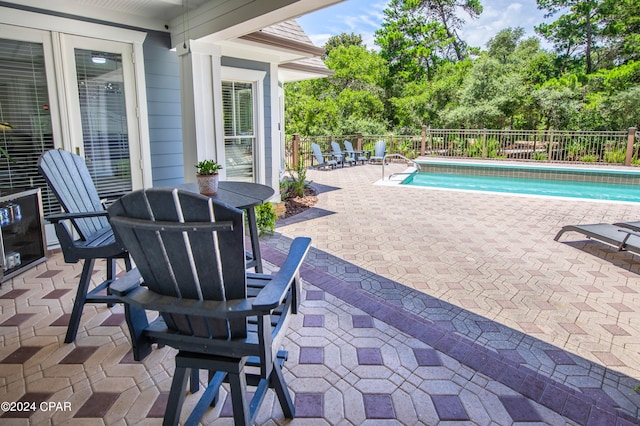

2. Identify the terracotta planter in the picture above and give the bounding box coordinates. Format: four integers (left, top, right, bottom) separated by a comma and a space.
196, 173, 219, 195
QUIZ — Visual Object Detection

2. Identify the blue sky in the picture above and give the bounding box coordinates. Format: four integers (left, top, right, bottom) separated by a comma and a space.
297, 0, 552, 51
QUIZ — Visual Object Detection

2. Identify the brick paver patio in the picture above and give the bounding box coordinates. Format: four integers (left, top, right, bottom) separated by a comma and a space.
0, 162, 639, 424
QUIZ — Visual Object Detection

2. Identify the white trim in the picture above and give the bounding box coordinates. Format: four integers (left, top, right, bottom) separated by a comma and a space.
0, 6, 147, 44
220, 66, 266, 184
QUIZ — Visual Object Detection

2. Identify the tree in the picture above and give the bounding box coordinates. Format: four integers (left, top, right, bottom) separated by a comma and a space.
535, 0, 604, 74
599, 0, 640, 65
487, 27, 525, 64
375, 0, 448, 83
323, 33, 363, 59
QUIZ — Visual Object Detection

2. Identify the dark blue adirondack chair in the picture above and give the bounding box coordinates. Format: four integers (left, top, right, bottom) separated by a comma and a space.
38, 149, 131, 343
107, 188, 311, 426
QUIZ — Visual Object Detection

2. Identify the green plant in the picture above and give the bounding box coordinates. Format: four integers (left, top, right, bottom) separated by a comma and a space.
194, 159, 222, 175
532, 151, 548, 161
580, 154, 597, 162
284, 153, 311, 199
603, 148, 626, 164
255, 202, 276, 236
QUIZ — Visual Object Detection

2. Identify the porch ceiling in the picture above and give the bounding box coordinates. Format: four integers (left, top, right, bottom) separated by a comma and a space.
3, 0, 343, 46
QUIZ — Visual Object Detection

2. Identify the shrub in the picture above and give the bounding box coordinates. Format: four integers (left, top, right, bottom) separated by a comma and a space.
581, 155, 597, 162
255, 202, 277, 236
603, 149, 626, 164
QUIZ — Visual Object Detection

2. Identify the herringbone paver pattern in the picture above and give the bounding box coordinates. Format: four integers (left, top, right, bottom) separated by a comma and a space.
0, 162, 638, 424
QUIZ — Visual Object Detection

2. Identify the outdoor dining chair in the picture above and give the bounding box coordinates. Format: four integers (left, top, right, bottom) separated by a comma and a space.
108, 188, 311, 425
38, 149, 131, 343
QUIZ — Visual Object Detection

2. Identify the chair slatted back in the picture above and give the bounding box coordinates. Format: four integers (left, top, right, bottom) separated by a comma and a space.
311, 143, 325, 165
330, 141, 342, 156
374, 140, 386, 157
38, 149, 109, 240
109, 188, 247, 339
343, 140, 355, 153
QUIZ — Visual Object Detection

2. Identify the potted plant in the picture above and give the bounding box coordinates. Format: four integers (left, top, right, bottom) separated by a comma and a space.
195, 159, 222, 195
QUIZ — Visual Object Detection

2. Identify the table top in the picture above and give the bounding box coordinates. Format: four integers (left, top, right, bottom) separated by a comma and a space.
180, 181, 275, 209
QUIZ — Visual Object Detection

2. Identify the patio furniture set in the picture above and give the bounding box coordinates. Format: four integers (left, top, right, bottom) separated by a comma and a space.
311, 140, 387, 169
37, 149, 311, 425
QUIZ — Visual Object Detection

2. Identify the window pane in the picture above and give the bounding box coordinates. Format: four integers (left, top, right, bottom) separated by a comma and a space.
233, 83, 253, 135
222, 81, 234, 137
222, 80, 255, 182
75, 49, 131, 202
0, 38, 56, 214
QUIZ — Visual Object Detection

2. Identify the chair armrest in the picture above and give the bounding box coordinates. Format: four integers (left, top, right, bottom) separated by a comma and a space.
45, 210, 109, 223
253, 237, 311, 310
120, 284, 259, 319
110, 268, 143, 296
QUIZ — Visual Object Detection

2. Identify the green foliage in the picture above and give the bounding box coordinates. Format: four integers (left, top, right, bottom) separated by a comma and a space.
255, 202, 277, 236
194, 159, 222, 175
283, 153, 311, 198
603, 148, 626, 164
580, 154, 598, 162
532, 151, 549, 161
284, 0, 640, 135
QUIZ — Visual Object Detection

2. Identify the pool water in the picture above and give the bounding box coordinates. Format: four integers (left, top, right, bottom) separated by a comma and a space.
402, 171, 640, 203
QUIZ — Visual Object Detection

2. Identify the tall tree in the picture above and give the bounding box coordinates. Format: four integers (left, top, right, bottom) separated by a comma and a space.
487, 27, 525, 64
323, 32, 363, 59
535, 0, 603, 74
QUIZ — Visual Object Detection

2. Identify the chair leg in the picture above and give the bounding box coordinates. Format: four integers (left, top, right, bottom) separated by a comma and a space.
228, 371, 250, 426
189, 368, 200, 393
164, 365, 190, 426
64, 258, 95, 343
270, 360, 295, 418
106, 258, 117, 308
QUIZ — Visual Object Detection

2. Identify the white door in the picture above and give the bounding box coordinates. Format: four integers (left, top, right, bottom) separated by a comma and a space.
61, 35, 142, 200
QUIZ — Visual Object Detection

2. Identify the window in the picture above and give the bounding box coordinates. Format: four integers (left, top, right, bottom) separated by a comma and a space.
0, 37, 56, 213
222, 80, 255, 182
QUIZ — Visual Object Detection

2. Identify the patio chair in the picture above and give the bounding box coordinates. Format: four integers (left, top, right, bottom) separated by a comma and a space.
38, 149, 131, 343
311, 142, 337, 169
343, 140, 368, 165
331, 141, 355, 167
369, 140, 387, 164
107, 188, 311, 426
554, 222, 640, 254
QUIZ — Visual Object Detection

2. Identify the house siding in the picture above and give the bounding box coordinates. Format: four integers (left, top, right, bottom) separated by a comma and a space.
221, 57, 273, 186
143, 31, 184, 187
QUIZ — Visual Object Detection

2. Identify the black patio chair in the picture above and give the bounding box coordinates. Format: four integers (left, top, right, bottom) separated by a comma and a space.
38, 149, 131, 343
107, 188, 311, 425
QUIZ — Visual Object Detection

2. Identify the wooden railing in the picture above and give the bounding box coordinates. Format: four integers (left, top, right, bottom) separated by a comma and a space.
286, 127, 639, 169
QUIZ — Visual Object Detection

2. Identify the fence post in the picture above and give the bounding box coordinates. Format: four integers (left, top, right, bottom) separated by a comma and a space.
625, 127, 637, 166
390, 134, 394, 154
357, 132, 363, 151
292, 133, 299, 168
421, 125, 426, 156
547, 130, 554, 162
482, 128, 487, 158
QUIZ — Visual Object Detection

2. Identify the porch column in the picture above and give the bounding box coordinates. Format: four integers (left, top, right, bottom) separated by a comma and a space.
177, 40, 222, 183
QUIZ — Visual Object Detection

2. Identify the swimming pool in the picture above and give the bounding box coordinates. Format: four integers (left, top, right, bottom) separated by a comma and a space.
400, 160, 640, 203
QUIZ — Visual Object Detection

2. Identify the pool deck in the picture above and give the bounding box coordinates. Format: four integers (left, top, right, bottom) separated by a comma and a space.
0, 162, 639, 424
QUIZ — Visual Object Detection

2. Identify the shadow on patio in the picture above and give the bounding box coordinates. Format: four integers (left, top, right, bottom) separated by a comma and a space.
0, 232, 638, 424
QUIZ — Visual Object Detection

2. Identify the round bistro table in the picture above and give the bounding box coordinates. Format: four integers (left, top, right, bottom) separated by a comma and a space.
179, 181, 275, 273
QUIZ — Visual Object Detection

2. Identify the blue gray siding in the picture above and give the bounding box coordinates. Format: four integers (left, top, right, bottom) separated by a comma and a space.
143, 32, 184, 186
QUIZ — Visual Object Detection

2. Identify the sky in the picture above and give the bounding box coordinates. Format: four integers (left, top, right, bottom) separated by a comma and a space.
297, 0, 553, 52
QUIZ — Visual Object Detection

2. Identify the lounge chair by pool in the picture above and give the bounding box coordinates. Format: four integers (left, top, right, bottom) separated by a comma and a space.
554, 223, 640, 254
